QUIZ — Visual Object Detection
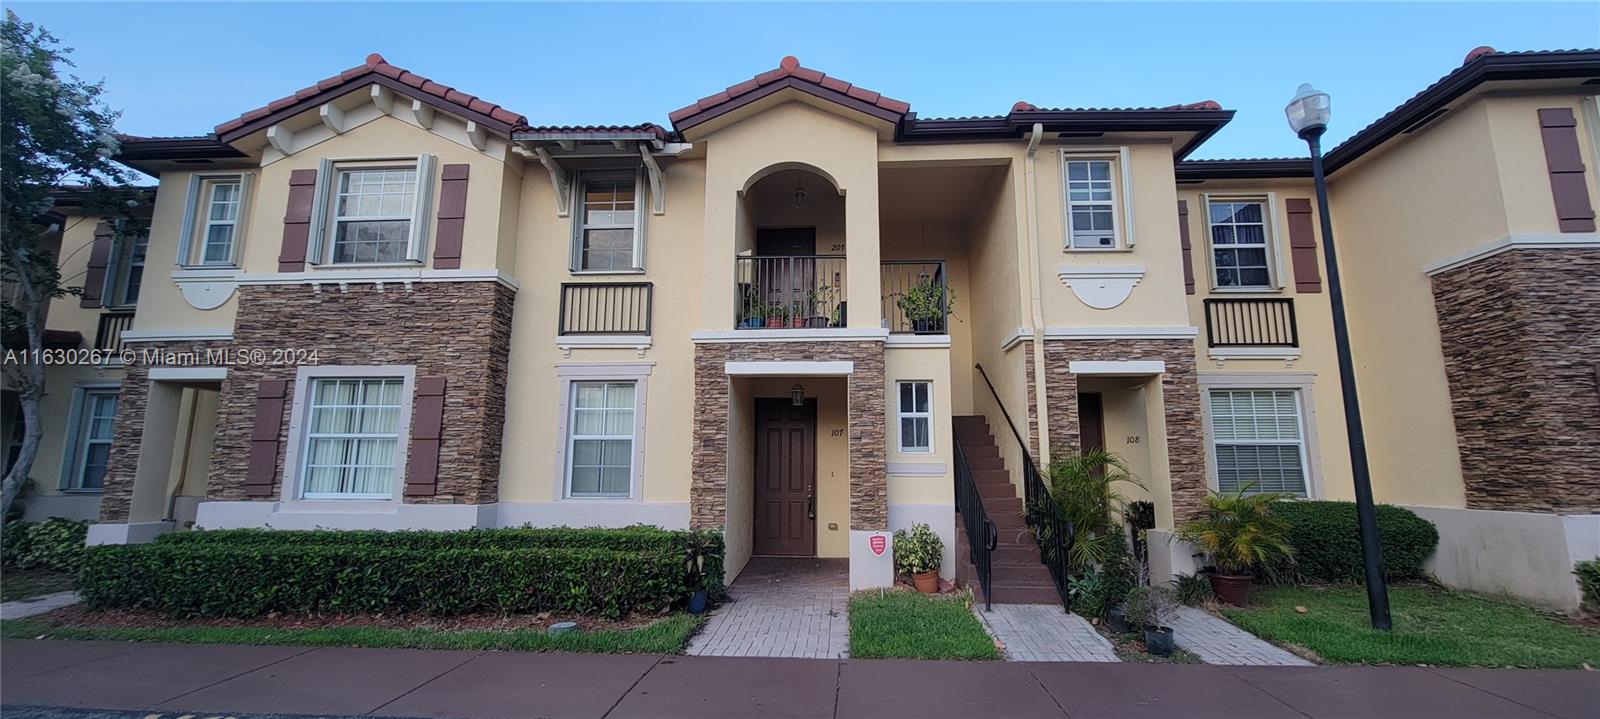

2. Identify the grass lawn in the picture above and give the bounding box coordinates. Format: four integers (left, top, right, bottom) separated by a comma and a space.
848, 589, 998, 660
0, 613, 703, 655
1221, 585, 1600, 668
0, 568, 76, 602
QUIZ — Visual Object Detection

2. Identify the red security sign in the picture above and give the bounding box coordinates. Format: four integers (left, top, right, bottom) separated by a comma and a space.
869, 535, 887, 556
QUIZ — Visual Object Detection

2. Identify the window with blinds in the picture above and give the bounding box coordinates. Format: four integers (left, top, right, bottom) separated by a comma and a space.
301, 378, 404, 499
1209, 389, 1308, 496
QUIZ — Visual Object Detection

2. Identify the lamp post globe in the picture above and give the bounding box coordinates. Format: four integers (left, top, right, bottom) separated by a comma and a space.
1286, 83, 1331, 138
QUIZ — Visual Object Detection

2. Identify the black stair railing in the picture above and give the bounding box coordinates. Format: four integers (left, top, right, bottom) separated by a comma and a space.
953, 437, 998, 611
974, 362, 1076, 612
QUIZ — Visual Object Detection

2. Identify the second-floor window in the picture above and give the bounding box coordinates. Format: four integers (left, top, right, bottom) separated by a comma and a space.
112, 234, 147, 306
332, 168, 418, 263
572, 170, 645, 272
179, 174, 252, 267
1064, 158, 1119, 249
1208, 200, 1273, 289
201, 180, 241, 264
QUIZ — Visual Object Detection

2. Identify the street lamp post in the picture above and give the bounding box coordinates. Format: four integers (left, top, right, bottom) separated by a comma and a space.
1285, 84, 1392, 631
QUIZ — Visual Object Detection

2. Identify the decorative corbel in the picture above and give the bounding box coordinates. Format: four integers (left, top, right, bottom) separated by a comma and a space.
318, 103, 345, 135
370, 85, 394, 114
409, 99, 434, 130
557, 140, 576, 152
265, 124, 295, 155
639, 144, 665, 215
465, 121, 488, 151
534, 146, 572, 216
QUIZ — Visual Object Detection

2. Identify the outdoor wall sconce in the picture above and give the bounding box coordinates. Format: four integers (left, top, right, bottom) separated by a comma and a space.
793, 174, 808, 208
791, 382, 806, 406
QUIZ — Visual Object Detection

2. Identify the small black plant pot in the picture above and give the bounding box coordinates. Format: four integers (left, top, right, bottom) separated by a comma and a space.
910, 318, 944, 334
806, 316, 830, 328
1143, 626, 1174, 656
687, 589, 709, 614
1106, 604, 1130, 634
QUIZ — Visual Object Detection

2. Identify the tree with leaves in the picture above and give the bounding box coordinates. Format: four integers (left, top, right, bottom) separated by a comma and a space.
2, 10, 146, 525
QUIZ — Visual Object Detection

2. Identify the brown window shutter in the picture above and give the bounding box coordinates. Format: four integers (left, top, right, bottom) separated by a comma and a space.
432, 164, 470, 269
1177, 201, 1196, 295
80, 221, 115, 308
1538, 108, 1597, 233
245, 379, 288, 497
406, 376, 447, 497
1285, 198, 1323, 293
279, 169, 319, 271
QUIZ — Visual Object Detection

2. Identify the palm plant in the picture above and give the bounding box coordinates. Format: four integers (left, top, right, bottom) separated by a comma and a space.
1046, 449, 1143, 570
1174, 483, 1295, 576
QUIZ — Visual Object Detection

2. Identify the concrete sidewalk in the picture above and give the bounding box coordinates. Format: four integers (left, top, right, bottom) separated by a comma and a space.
2, 639, 1595, 719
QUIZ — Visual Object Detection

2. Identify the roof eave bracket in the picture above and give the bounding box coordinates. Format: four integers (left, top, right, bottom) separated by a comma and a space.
532, 146, 572, 217
639, 144, 665, 215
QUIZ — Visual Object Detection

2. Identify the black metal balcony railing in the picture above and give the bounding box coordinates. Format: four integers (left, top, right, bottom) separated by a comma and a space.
1203, 297, 1299, 348
94, 311, 134, 354
734, 255, 846, 329
881, 260, 950, 335
559, 282, 653, 335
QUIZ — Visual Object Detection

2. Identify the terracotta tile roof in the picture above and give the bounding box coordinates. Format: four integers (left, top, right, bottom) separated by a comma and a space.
514, 123, 670, 141
668, 56, 910, 128
214, 54, 527, 138
1006, 100, 1224, 113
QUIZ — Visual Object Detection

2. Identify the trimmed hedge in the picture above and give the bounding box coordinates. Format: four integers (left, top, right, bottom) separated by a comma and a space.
1269, 501, 1438, 583
83, 527, 723, 619
2, 518, 89, 572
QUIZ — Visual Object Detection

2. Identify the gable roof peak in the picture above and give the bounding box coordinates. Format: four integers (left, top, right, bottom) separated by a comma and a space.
668, 56, 911, 131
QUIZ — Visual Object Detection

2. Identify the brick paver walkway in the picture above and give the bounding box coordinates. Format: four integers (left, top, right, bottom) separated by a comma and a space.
975, 603, 1121, 662
1170, 605, 1314, 666
686, 557, 849, 658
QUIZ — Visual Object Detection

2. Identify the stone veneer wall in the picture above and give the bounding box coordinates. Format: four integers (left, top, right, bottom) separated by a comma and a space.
1038, 339, 1208, 522
1431, 247, 1600, 513
691, 341, 887, 531
99, 340, 232, 523
208, 281, 515, 505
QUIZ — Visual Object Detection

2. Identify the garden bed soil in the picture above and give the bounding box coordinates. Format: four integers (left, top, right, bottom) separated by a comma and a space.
1091, 618, 1202, 664
29, 605, 665, 634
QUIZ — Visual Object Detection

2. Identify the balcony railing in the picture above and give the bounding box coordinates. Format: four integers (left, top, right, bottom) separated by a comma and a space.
881, 260, 950, 335
735, 255, 846, 329
559, 282, 653, 335
94, 311, 135, 354
1203, 298, 1298, 347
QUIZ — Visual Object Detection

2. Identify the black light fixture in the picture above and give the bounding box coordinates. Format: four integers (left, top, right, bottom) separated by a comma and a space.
793, 173, 808, 208
790, 382, 806, 407
1286, 83, 1393, 631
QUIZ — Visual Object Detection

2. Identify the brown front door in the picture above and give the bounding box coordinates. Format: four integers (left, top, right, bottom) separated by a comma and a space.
754, 398, 816, 556
1079, 392, 1105, 453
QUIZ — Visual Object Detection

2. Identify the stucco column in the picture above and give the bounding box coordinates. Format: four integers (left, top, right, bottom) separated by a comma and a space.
843, 180, 881, 329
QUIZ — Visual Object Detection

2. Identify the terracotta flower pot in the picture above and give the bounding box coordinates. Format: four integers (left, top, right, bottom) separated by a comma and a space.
1209, 573, 1253, 605
912, 570, 940, 593
765, 318, 785, 328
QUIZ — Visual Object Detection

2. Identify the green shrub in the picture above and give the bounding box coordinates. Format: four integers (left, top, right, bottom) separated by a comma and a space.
3, 518, 89, 572
1575, 559, 1600, 611
892, 523, 943, 576
1269, 501, 1438, 583
83, 527, 724, 619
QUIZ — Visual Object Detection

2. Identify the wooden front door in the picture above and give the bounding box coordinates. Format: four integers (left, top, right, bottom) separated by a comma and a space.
1079, 392, 1105, 453
754, 398, 817, 556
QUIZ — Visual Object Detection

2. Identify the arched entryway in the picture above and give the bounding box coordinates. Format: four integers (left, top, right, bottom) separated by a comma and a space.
734, 166, 847, 329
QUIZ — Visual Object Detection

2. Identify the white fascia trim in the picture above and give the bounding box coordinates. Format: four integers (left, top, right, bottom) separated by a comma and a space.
554, 361, 655, 378
885, 334, 951, 348
1043, 326, 1199, 340
1207, 346, 1303, 361
725, 360, 854, 376
149, 366, 227, 382
556, 335, 652, 350
1422, 233, 1600, 276
691, 328, 889, 343
121, 328, 235, 343
1197, 371, 1317, 388
886, 462, 949, 476
1069, 360, 1166, 375
170, 267, 242, 280
236, 268, 521, 291
1001, 327, 1033, 351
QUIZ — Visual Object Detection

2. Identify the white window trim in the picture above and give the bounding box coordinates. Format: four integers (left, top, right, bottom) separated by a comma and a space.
176, 173, 253, 268
281, 365, 416, 504
57, 383, 119, 492
896, 380, 934, 454
1201, 193, 1286, 292
553, 362, 652, 501
1061, 147, 1136, 250
569, 168, 648, 273
1196, 373, 1324, 499
307, 156, 436, 267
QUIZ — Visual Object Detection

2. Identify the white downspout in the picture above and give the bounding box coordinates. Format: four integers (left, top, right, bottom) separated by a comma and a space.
1023, 123, 1051, 466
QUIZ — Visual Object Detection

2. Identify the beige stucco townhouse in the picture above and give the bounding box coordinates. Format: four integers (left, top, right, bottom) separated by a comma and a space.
7, 47, 1596, 609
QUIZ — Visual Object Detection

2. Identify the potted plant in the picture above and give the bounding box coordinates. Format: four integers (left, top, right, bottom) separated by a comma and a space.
1123, 584, 1179, 656
1174, 484, 1294, 605
790, 300, 807, 328
738, 303, 766, 329
893, 523, 944, 593
805, 284, 834, 328
893, 277, 954, 334
764, 302, 788, 328
683, 531, 719, 614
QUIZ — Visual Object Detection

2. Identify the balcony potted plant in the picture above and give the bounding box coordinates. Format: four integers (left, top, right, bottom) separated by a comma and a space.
805, 284, 835, 328
1174, 484, 1294, 605
893, 277, 953, 334
764, 302, 788, 329
738, 283, 765, 328
790, 300, 807, 328
893, 523, 944, 593
1123, 583, 1179, 656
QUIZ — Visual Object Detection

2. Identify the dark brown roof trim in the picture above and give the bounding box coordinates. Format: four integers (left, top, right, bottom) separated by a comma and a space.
674, 75, 905, 133
115, 135, 246, 163
896, 108, 1235, 159
1174, 158, 1313, 181
1323, 49, 1600, 172
217, 73, 517, 145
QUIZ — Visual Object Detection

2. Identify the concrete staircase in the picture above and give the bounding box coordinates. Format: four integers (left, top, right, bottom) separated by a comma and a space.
951, 415, 1063, 605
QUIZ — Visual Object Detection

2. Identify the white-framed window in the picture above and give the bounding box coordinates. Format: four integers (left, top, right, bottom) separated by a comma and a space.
307, 156, 436, 266
60, 388, 118, 491
299, 377, 406, 499
897, 380, 933, 453
571, 169, 646, 272
1207, 388, 1308, 496
200, 180, 242, 264
566, 381, 637, 497
1065, 159, 1117, 249
177, 174, 252, 267
112, 233, 147, 306
1207, 199, 1274, 289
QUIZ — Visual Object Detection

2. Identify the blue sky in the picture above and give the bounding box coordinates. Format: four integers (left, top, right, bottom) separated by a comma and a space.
10, 2, 1598, 159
